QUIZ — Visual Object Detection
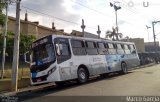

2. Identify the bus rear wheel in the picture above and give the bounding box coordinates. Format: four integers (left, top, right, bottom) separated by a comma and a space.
77, 67, 88, 84
120, 62, 128, 74
100, 73, 109, 78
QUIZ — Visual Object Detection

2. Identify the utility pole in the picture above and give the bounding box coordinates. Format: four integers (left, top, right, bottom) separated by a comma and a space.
1, 2, 8, 79
152, 21, 160, 52
97, 25, 101, 38
11, 0, 21, 92
81, 19, 85, 37
152, 22, 156, 47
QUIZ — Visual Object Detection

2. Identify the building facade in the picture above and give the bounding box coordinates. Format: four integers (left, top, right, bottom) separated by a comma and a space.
144, 42, 160, 52
4, 13, 68, 39
71, 30, 99, 38
121, 38, 145, 53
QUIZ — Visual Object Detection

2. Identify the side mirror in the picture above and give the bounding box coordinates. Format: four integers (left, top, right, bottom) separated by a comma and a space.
56, 43, 63, 55
24, 51, 30, 64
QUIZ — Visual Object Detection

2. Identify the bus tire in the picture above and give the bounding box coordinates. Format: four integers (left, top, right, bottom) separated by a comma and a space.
120, 62, 128, 74
55, 81, 65, 87
100, 73, 109, 78
77, 67, 88, 84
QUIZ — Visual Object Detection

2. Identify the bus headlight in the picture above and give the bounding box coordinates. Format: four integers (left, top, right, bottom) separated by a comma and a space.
48, 66, 56, 76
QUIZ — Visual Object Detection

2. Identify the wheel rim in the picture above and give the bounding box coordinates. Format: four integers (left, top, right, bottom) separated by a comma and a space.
79, 71, 85, 80
78, 68, 87, 83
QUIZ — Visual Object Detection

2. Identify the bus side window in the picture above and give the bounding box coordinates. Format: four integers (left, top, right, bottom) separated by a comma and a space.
116, 44, 125, 54
56, 43, 69, 56
97, 42, 107, 55
55, 38, 71, 64
86, 41, 98, 55
61, 43, 70, 55
71, 40, 86, 55
124, 44, 131, 54
130, 45, 136, 54
107, 43, 117, 54
105, 43, 109, 49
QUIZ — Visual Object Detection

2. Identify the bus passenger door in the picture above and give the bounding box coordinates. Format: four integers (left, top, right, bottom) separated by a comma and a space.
55, 38, 72, 81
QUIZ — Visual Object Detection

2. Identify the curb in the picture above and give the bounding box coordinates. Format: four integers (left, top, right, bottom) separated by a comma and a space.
0, 83, 55, 96
134, 63, 156, 69
124, 63, 155, 72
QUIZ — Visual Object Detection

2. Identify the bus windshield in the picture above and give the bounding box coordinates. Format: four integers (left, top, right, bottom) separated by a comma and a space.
32, 43, 56, 66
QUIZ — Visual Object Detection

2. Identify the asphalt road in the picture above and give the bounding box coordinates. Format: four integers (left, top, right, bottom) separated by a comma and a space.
15, 64, 160, 102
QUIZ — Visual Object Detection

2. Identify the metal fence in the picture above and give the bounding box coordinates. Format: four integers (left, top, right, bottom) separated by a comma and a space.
138, 52, 160, 65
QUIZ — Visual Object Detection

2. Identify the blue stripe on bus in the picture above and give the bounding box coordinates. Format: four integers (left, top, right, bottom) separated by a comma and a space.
32, 72, 37, 78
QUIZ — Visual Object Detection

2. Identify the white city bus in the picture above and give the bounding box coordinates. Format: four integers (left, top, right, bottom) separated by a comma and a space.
25, 34, 140, 85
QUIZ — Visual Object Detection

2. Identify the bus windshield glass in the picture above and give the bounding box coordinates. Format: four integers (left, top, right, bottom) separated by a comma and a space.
32, 43, 55, 65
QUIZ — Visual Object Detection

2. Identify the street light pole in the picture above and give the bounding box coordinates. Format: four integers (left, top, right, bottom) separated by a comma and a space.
11, 0, 21, 92
152, 21, 160, 52
110, 2, 121, 40
146, 25, 151, 42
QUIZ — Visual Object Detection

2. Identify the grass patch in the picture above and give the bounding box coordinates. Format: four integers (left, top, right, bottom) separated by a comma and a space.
0, 63, 31, 92
0, 68, 30, 79
0, 62, 30, 79
0, 77, 30, 92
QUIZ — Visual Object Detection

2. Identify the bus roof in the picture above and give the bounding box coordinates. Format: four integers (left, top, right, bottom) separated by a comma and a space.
51, 34, 135, 45
32, 34, 135, 45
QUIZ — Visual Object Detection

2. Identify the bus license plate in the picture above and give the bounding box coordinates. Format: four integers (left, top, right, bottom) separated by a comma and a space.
37, 79, 41, 82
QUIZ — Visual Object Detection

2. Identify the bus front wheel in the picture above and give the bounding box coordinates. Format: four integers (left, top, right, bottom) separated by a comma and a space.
55, 81, 65, 87
120, 62, 128, 74
77, 67, 88, 84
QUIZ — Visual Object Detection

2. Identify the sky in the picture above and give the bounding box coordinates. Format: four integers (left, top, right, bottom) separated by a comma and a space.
6, 0, 160, 42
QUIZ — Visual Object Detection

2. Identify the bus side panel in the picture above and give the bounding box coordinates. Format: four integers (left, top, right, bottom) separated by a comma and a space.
128, 54, 140, 68
69, 55, 92, 78
89, 55, 107, 75
105, 54, 121, 72
57, 61, 72, 81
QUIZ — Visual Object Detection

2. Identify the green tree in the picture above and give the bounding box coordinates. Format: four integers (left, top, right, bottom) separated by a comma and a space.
0, 32, 36, 57
0, 2, 6, 27
105, 27, 123, 41
5, 31, 14, 56
0, 0, 14, 13
0, 13, 5, 27
20, 34, 36, 55
0, 0, 14, 27
0, 2, 5, 13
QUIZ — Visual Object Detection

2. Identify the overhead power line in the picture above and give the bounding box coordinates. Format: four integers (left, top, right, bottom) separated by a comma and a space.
21, 5, 102, 31
8, 4, 109, 33
21, 5, 80, 25
70, 0, 148, 30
